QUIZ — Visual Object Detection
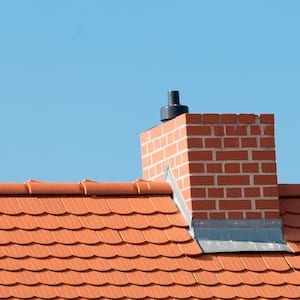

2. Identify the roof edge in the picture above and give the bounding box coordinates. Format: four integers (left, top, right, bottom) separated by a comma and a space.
278, 184, 300, 198
0, 179, 173, 196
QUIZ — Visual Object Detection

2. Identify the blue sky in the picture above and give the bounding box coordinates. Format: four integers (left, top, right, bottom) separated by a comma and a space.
0, 1, 299, 183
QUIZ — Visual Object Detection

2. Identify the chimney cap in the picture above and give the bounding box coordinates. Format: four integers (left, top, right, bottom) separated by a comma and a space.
160, 90, 189, 122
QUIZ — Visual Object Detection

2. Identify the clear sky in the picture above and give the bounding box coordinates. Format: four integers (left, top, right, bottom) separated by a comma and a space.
0, 1, 299, 183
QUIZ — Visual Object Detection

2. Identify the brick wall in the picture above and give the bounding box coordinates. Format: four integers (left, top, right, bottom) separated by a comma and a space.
140, 113, 279, 220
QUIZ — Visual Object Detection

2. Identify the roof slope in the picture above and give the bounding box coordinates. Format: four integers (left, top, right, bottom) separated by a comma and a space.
0, 181, 299, 299
279, 184, 300, 253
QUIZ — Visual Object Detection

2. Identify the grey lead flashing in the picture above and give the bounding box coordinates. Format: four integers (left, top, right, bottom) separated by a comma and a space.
163, 164, 192, 224
193, 218, 289, 253
199, 240, 291, 253
192, 219, 284, 243
163, 164, 289, 253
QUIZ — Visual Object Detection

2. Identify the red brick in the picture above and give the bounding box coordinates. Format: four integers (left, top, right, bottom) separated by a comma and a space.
228, 212, 244, 219
252, 150, 276, 161
206, 163, 223, 173
216, 151, 248, 161
150, 125, 163, 139
182, 113, 202, 124
263, 186, 278, 197
152, 150, 164, 163
214, 126, 225, 136
186, 125, 211, 136
250, 125, 274, 136
188, 163, 205, 173
246, 212, 262, 219
226, 188, 242, 197
163, 118, 176, 133
209, 212, 226, 219
189, 175, 215, 186
241, 138, 257, 148
244, 187, 260, 197
188, 151, 213, 161
207, 188, 224, 198
165, 144, 177, 157
264, 211, 280, 219
156, 138, 163, 148
242, 163, 259, 173
219, 200, 251, 210
238, 114, 256, 124
254, 175, 277, 185
205, 138, 222, 148
193, 212, 208, 219
224, 138, 239, 148
224, 163, 241, 173
140, 131, 150, 144
192, 200, 216, 210
190, 188, 206, 197
255, 199, 279, 210
226, 125, 247, 136
187, 137, 203, 148
262, 163, 277, 173
148, 141, 154, 152
260, 137, 275, 148
260, 114, 274, 124
203, 114, 220, 124
220, 114, 237, 124
218, 175, 250, 185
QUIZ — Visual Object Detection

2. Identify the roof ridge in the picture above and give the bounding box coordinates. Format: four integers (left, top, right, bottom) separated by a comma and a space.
0, 179, 172, 196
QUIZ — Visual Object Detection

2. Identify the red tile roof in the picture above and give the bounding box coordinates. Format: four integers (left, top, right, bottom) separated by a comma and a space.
279, 184, 300, 253
0, 180, 299, 299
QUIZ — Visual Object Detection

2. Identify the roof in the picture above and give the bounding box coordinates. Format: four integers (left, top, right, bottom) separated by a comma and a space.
279, 184, 300, 253
0, 180, 299, 299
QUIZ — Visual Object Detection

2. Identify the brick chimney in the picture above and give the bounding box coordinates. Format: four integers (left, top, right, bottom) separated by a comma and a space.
140, 92, 286, 252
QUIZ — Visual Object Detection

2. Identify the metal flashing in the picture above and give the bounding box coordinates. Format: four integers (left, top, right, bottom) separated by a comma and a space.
164, 165, 289, 253
199, 240, 291, 253
192, 218, 287, 253
163, 164, 192, 224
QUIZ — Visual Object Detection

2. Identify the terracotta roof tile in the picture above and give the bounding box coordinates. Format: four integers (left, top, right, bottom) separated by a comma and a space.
150, 196, 178, 213
142, 228, 169, 244
256, 284, 282, 298
0, 197, 23, 215
216, 270, 242, 285
193, 270, 219, 285
233, 285, 258, 299
106, 197, 134, 214
261, 271, 285, 285
197, 254, 223, 271
172, 270, 197, 285
135, 242, 160, 257
151, 256, 177, 271
190, 284, 214, 299
96, 228, 123, 244
175, 256, 201, 271
238, 271, 263, 285
145, 212, 172, 228
211, 285, 236, 299
217, 254, 245, 271
126, 270, 152, 285
240, 254, 268, 272
78, 214, 105, 229
101, 214, 127, 229
115, 243, 139, 258
119, 228, 146, 244
263, 254, 291, 271
122, 213, 149, 229
279, 185, 300, 253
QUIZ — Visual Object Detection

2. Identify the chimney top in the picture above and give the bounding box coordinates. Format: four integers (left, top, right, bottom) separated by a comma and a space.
160, 90, 189, 122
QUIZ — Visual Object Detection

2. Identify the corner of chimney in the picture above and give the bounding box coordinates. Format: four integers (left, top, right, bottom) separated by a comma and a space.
140, 91, 287, 253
